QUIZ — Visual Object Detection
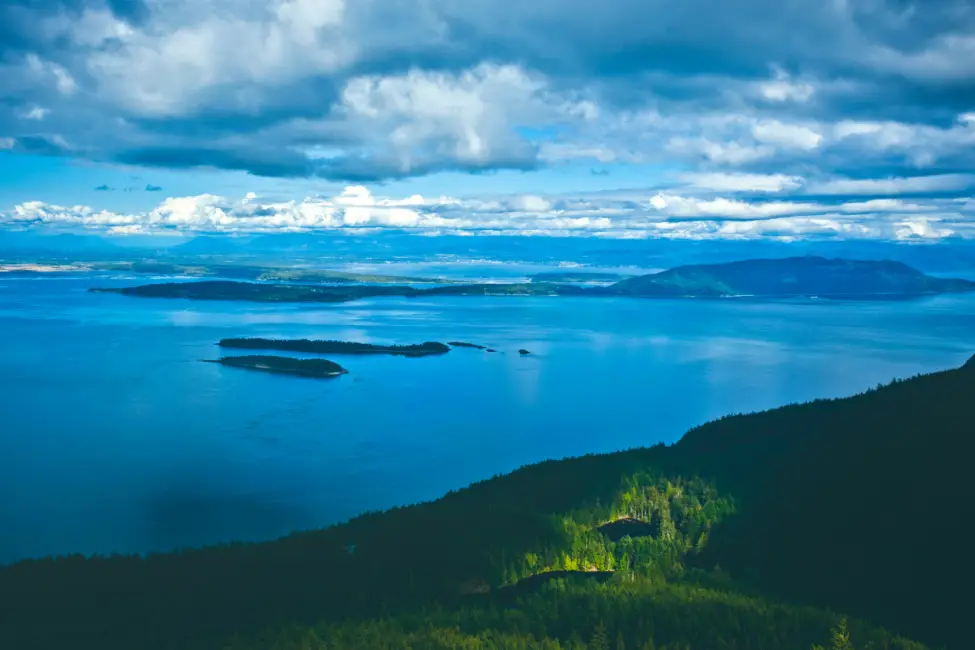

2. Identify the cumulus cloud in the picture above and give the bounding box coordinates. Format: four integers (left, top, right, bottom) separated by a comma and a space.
0, 0, 974, 185
1, 0, 975, 242
4, 184, 972, 242
313, 64, 575, 179
758, 67, 815, 103
676, 172, 804, 193
752, 121, 823, 151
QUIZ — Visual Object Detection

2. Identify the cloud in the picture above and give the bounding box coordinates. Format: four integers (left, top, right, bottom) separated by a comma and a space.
312, 64, 584, 180
0, 0, 973, 230
751, 121, 823, 150
676, 172, 804, 193
758, 67, 815, 103
806, 174, 975, 196
21, 106, 51, 121
4, 184, 971, 242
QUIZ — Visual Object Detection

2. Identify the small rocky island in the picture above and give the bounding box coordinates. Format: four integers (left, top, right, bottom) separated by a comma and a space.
205, 355, 348, 379
218, 338, 450, 357
448, 341, 487, 350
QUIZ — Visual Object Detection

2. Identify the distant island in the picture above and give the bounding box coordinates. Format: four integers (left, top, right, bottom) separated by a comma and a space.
91, 257, 975, 304
0, 263, 88, 274
448, 341, 488, 349
91, 280, 572, 302
608, 256, 975, 298
219, 338, 451, 357
205, 355, 347, 378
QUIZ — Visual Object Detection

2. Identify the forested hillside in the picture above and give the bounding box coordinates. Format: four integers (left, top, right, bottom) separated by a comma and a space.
3, 356, 972, 650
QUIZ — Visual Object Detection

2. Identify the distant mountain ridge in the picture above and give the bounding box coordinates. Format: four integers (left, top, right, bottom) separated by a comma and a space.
611, 256, 975, 297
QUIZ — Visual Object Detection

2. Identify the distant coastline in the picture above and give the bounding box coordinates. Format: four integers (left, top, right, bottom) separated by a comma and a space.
218, 338, 451, 357
91, 257, 975, 304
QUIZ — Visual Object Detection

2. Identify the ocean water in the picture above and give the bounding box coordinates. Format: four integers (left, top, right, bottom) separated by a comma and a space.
1, 272, 974, 564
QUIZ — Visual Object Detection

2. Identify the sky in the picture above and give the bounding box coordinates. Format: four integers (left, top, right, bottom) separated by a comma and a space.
1, 0, 974, 241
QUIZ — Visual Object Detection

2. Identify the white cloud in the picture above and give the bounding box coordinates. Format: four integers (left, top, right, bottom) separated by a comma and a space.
649, 193, 821, 219
7, 184, 968, 241
758, 67, 815, 103
334, 64, 549, 172
894, 219, 955, 240
85, 0, 351, 116
21, 107, 51, 121
665, 138, 774, 164
26, 54, 78, 95
509, 195, 554, 212
752, 120, 823, 150
677, 172, 804, 193
0, 138, 14, 150
807, 174, 975, 195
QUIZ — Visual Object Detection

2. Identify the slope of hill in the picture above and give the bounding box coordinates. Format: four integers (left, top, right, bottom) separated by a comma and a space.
611, 256, 975, 297
1, 357, 971, 649
672, 353, 975, 650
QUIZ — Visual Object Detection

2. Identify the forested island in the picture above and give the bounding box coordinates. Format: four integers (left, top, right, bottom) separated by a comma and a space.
3, 354, 973, 650
219, 338, 451, 357
92, 257, 975, 305
205, 355, 348, 379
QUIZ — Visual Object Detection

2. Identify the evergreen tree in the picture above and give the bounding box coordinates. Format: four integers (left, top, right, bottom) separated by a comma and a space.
590, 622, 610, 650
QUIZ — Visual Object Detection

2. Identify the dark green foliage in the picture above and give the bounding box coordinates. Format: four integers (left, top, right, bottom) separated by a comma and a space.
204, 356, 347, 378
2, 356, 971, 649
671, 355, 975, 649
219, 338, 451, 357
214, 581, 924, 650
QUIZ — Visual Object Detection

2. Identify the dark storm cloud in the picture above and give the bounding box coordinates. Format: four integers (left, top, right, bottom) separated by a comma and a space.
117, 145, 315, 178
0, 0, 973, 188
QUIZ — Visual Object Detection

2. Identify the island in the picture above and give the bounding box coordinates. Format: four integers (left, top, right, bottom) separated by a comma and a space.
204, 355, 347, 378
92, 257, 975, 304
609, 256, 975, 298
518, 349, 532, 355
218, 338, 451, 357
90, 281, 424, 303
448, 341, 488, 350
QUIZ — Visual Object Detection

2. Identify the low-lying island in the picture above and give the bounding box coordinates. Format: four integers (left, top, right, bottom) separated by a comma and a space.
204, 355, 348, 379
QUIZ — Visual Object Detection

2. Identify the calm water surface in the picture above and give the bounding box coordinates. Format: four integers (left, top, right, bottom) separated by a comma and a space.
1, 272, 973, 563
